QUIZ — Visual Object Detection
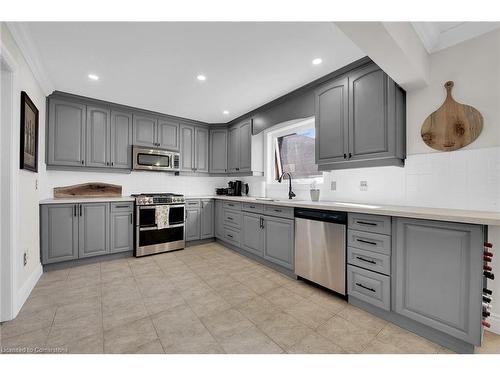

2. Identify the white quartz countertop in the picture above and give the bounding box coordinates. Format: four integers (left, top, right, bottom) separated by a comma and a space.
40, 196, 135, 204
186, 195, 500, 226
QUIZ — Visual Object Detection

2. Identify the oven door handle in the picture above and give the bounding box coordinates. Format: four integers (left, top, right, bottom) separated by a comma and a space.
139, 226, 159, 232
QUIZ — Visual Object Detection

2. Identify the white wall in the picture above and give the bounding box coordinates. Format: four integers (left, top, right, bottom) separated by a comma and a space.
242, 28, 500, 334
1, 23, 46, 317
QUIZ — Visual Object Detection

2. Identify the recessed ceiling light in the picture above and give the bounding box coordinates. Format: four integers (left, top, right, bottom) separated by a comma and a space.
223, 110, 229, 115
197, 74, 206, 81
88, 73, 99, 81
312, 58, 323, 65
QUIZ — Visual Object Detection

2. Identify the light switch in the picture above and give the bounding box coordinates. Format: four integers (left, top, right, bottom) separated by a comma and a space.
331, 181, 337, 191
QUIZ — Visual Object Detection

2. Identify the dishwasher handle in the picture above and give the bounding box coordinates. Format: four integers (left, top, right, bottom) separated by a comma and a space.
294, 208, 347, 224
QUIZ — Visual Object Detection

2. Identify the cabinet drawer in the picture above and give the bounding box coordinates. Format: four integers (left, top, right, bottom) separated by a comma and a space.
347, 265, 390, 311
111, 202, 134, 212
186, 199, 201, 208
264, 205, 294, 219
348, 213, 391, 235
223, 226, 241, 246
224, 209, 241, 229
348, 229, 391, 256
223, 201, 242, 210
347, 247, 390, 276
242, 202, 264, 214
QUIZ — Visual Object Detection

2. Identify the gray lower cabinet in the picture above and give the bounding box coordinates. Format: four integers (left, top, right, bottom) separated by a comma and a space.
110, 110, 133, 169
47, 98, 86, 167
79, 203, 109, 258
393, 217, 484, 345
186, 206, 201, 241
263, 216, 294, 270
241, 212, 265, 256
209, 128, 228, 173
110, 210, 134, 253
215, 200, 224, 239
41, 204, 79, 264
200, 199, 214, 239
315, 62, 406, 170
41, 202, 133, 264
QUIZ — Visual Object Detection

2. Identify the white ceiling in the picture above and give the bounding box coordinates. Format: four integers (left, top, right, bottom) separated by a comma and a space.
412, 22, 500, 54
19, 22, 365, 123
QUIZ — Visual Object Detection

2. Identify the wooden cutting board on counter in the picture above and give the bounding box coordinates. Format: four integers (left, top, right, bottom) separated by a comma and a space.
54, 182, 122, 198
421, 81, 483, 151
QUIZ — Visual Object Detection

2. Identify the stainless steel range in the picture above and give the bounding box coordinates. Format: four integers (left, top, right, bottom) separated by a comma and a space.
132, 193, 185, 257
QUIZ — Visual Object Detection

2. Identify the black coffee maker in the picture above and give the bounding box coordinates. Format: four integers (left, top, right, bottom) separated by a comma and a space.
228, 180, 242, 196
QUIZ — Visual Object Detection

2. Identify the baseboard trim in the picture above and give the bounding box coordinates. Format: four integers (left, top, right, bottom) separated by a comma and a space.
486, 313, 500, 335
13, 262, 42, 319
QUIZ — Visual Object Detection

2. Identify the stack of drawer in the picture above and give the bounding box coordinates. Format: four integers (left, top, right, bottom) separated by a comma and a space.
347, 213, 392, 311
222, 201, 242, 246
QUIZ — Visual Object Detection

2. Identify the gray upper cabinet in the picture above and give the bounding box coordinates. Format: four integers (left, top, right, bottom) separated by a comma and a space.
214, 200, 224, 239
180, 124, 195, 172
47, 98, 86, 167
110, 110, 133, 169
195, 127, 209, 173
263, 216, 294, 270
228, 125, 240, 173
133, 114, 157, 148
315, 77, 348, 164
79, 203, 109, 258
200, 199, 214, 239
110, 209, 134, 253
186, 206, 201, 241
210, 128, 228, 173
41, 204, 79, 264
86, 106, 111, 168
393, 218, 483, 346
238, 121, 252, 172
241, 212, 265, 256
315, 62, 406, 170
157, 118, 180, 151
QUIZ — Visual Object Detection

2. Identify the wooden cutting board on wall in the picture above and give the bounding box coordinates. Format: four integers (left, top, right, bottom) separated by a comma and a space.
421, 81, 483, 151
54, 182, 122, 198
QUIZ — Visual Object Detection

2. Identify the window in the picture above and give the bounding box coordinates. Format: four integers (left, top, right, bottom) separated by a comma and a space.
265, 118, 322, 183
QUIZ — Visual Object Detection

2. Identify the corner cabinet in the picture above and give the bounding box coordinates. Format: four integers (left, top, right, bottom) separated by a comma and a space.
393, 217, 484, 346
315, 62, 406, 171
228, 120, 252, 173
41, 202, 134, 265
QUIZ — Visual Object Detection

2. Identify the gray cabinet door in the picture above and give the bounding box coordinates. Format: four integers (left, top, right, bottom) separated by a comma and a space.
214, 200, 224, 239
241, 212, 264, 256
238, 120, 252, 172
393, 218, 483, 346
41, 204, 79, 264
210, 128, 228, 173
133, 114, 157, 147
157, 118, 179, 151
180, 124, 195, 172
228, 125, 240, 173
315, 77, 349, 164
110, 110, 133, 169
78, 203, 109, 258
195, 127, 209, 173
263, 216, 294, 270
186, 207, 201, 241
86, 105, 111, 168
200, 199, 214, 239
348, 64, 394, 160
47, 99, 86, 167
110, 210, 133, 253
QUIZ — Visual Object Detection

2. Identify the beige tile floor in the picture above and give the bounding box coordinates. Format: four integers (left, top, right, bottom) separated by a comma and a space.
0, 242, 499, 354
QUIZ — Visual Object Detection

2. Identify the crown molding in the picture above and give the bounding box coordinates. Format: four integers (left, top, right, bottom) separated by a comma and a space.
5, 22, 54, 95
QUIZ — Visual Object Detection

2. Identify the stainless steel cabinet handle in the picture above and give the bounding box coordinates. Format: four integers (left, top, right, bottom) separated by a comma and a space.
355, 283, 376, 293
356, 220, 377, 226
356, 256, 376, 264
356, 238, 377, 246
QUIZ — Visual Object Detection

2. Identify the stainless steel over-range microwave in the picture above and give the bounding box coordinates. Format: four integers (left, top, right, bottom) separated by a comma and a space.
132, 146, 180, 172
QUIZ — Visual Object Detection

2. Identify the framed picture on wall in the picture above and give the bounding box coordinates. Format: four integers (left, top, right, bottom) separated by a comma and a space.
20, 91, 39, 172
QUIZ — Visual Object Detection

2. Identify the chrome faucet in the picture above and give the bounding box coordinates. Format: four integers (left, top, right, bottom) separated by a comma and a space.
278, 172, 296, 200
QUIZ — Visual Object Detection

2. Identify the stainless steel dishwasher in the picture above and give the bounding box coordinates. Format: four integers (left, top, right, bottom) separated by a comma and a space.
294, 208, 347, 295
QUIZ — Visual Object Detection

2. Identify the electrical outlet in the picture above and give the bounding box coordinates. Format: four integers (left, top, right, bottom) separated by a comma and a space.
360, 180, 368, 191
330, 181, 337, 191
23, 252, 28, 266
